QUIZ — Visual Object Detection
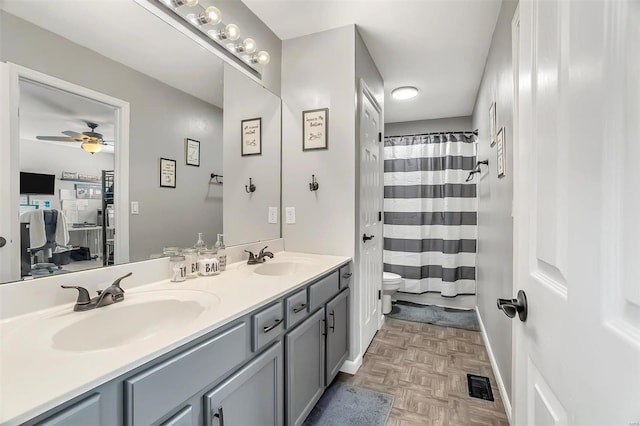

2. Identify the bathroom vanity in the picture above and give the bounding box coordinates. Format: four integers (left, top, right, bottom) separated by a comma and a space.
0, 253, 352, 426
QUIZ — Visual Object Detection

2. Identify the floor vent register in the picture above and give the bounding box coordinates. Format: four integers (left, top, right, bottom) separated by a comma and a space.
467, 374, 494, 401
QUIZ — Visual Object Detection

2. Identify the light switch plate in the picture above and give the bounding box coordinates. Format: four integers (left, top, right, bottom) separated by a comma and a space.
131, 201, 139, 215
285, 207, 296, 224
268, 207, 278, 224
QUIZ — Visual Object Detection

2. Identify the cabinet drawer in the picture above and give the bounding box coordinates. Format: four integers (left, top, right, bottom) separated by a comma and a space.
339, 263, 352, 290
285, 288, 308, 328
161, 405, 194, 426
38, 394, 100, 426
124, 322, 248, 426
309, 271, 339, 312
252, 302, 284, 352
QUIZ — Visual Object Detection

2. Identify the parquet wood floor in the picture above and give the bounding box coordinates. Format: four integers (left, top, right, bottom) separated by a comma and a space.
337, 318, 510, 426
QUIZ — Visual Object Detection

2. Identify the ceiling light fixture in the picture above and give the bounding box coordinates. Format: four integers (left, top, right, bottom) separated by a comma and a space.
171, 0, 198, 7
81, 140, 103, 155
391, 86, 419, 100
250, 51, 271, 65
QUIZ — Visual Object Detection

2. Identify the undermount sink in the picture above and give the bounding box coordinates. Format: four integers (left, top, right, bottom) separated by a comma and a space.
253, 260, 313, 276
36, 289, 219, 353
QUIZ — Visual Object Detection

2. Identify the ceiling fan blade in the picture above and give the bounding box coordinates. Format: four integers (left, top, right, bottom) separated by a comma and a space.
36, 136, 80, 142
62, 130, 85, 139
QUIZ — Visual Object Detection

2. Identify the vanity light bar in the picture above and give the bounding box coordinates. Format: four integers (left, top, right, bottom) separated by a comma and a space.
157, 0, 270, 71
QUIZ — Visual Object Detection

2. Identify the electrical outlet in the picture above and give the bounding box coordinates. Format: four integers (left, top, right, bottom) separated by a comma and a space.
268, 207, 278, 224
285, 207, 296, 224
131, 201, 139, 215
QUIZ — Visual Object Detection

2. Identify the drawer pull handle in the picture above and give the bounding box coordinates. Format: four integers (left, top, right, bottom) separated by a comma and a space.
342, 272, 352, 279
292, 303, 308, 314
263, 318, 284, 333
214, 406, 224, 426
322, 319, 326, 336
329, 310, 336, 332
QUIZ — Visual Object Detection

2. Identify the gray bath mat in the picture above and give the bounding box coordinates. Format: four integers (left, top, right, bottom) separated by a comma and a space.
388, 301, 480, 331
303, 381, 393, 426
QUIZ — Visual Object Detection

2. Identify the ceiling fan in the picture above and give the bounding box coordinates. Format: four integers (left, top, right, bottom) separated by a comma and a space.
36, 121, 111, 154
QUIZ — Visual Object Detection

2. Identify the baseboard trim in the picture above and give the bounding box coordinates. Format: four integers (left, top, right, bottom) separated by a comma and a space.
475, 306, 513, 424
339, 353, 363, 375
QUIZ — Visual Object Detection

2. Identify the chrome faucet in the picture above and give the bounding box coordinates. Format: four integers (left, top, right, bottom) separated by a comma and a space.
61, 272, 132, 312
245, 246, 274, 265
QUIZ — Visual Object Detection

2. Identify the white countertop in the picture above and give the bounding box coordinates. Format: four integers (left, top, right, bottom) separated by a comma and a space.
0, 251, 350, 426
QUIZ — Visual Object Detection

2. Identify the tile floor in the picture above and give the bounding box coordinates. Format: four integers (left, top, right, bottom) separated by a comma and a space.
338, 317, 510, 426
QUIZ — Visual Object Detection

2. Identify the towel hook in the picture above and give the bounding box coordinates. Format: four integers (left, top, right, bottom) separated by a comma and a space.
309, 174, 319, 192
245, 177, 256, 193
466, 160, 489, 182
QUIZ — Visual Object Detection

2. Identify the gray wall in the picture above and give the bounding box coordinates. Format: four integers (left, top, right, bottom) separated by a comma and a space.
223, 64, 281, 246
471, 0, 518, 402
281, 26, 356, 257
385, 116, 473, 136
217, 0, 282, 96
1, 11, 223, 260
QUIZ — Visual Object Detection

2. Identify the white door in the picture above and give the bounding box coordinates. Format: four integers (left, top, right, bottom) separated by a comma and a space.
513, 1, 640, 424
359, 82, 383, 354
0, 62, 20, 283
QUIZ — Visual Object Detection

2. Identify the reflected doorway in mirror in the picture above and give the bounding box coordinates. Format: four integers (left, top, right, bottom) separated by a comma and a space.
241, 117, 262, 156
185, 138, 200, 167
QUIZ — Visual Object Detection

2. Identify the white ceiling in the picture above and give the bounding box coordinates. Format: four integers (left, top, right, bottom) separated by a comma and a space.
19, 79, 117, 153
242, 0, 501, 123
2, 0, 224, 108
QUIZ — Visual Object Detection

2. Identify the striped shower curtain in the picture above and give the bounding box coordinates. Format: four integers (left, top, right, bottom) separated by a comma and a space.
383, 133, 477, 297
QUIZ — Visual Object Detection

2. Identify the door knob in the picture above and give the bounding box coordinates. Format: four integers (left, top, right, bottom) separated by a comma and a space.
362, 234, 375, 243
497, 290, 528, 322
0, 237, 6, 248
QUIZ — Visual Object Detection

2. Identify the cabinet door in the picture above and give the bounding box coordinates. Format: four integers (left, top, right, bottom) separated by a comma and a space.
285, 308, 325, 426
160, 405, 195, 426
204, 342, 283, 426
325, 288, 349, 385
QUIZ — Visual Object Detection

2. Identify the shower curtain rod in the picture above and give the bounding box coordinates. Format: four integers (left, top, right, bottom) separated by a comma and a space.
388, 129, 479, 138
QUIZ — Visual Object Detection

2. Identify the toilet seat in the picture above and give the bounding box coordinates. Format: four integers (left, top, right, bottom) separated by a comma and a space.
383, 272, 402, 291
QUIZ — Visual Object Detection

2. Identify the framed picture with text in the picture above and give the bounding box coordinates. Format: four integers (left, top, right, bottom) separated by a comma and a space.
185, 138, 200, 166
241, 118, 262, 156
489, 101, 497, 147
496, 127, 506, 178
302, 108, 328, 151
160, 158, 176, 188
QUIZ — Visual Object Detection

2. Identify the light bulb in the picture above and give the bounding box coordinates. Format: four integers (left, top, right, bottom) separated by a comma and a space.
237, 38, 256, 54
222, 23, 240, 41
198, 6, 221, 25
251, 50, 270, 65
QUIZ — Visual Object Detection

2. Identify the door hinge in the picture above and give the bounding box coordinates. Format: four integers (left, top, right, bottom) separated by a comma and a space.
378, 132, 382, 142
378, 290, 382, 300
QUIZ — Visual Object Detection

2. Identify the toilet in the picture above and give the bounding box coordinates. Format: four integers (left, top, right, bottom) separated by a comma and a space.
382, 272, 403, 314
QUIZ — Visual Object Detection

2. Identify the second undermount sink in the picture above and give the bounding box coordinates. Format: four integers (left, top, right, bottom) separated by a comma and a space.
253, 260, 313, 276
50, 290, 219, 352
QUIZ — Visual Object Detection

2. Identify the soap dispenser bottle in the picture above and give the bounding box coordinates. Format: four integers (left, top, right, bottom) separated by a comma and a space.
214, 234, 227, 271
194, 232, 207, 253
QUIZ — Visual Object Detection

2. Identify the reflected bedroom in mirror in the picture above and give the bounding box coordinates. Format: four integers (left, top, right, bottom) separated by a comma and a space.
0, 0, 282, 285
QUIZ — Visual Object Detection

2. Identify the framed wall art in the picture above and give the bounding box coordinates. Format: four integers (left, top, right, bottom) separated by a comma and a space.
489, 101, 497, 147
160, 158, 176, 188
185, 138, 200, 166
302, 108, 328, 151
496, 127, 506, 178
241, 117, 262, 156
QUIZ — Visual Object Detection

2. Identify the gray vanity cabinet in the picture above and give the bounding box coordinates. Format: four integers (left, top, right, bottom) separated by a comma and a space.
204, 342, 283, 426
160, 405, 195, 426
325, 288, 350, 385
285, 308, 326, 426
38, 394, 101, 426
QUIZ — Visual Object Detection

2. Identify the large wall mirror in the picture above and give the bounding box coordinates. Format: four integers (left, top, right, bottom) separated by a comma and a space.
0, 0, 282, 285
